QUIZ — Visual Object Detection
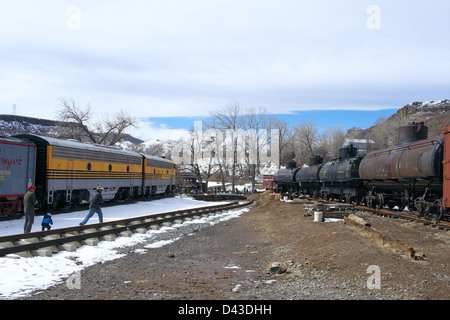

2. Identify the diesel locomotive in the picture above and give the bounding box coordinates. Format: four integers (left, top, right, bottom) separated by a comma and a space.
0, 134, 176, 216
271, 123, 450, 221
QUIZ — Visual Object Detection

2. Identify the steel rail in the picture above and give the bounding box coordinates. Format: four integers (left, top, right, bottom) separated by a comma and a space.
354, 205, 450, 231
0, 200, 254, 257
309, 197, 450, 231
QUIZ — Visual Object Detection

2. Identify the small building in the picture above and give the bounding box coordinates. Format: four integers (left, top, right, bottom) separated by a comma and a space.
343, 138, 374, 154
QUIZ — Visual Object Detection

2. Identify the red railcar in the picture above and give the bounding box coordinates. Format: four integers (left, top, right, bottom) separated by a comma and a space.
263, 175, 277, 190
0, 137, 36, 216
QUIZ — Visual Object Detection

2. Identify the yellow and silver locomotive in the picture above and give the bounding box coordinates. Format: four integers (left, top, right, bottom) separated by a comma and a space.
13, 134, 176, 211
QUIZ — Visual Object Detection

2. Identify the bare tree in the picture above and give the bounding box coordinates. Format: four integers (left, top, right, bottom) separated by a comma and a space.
273, 118, 295, 168
294, 120, 319, 165
243, 107, 279, 192
56, 98, 137, 146
369, 116, 401, 149
172, 123, 217, 192
204, 103, 281, 193
56, 98, 96, 142
144, 142, 166, 157
208, 101, 244, 193
317, 126, 346, 161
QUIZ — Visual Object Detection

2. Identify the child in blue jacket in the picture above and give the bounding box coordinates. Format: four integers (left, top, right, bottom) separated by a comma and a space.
41, 213, 53, 231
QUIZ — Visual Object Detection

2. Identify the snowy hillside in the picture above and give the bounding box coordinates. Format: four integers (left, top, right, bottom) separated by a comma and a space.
0, 115, 63, 136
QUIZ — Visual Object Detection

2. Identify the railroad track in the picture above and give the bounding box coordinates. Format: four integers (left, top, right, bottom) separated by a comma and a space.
308, 197, 450, 231
191, 194, 247, 201
354, 205, 450, 231
0, 200, 254, 258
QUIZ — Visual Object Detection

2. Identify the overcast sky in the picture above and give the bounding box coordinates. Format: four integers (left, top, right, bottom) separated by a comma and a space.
0, 1, 449, 140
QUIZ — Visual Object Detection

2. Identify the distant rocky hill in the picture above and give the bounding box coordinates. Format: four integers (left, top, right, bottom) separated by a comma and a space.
0, 114, 143, 145
0, 114, 64, 137
346, 99, 449, 149
385, 100, 449, 137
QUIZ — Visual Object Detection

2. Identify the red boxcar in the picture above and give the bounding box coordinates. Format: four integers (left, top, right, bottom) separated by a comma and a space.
263, 175, 277, 190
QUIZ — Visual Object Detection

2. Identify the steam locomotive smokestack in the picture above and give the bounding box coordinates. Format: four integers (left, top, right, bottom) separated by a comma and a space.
398, 122, 428, 144
309, 155, 323, 166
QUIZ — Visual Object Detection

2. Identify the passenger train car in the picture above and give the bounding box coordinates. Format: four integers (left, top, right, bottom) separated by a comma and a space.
0, 134, 176, 216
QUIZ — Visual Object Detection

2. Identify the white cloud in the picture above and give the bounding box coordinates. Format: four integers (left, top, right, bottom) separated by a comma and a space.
0, 1, 449, 123
128, 119, 190, 142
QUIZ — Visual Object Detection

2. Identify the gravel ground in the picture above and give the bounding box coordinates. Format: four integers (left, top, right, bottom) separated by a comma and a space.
21, 192, 450, 302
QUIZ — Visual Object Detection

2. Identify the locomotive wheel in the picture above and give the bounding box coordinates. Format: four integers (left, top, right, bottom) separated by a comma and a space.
375, 194, 384, 210
376, 194, 384, 209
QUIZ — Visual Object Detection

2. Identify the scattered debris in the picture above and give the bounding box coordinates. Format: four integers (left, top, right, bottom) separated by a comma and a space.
286, 259, 295, 266
347, 214, 371, 228
268, 266, 287, 274
344, 215, 421, 260
414, 252, 426, 261
231, 284, 241, 293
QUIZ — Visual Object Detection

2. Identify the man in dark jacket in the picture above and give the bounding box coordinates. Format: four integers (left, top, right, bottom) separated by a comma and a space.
80, 186, 104, 225
23, 185, 38, 233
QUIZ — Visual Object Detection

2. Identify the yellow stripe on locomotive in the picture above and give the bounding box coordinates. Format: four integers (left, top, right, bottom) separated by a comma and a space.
46, 145, 143, 180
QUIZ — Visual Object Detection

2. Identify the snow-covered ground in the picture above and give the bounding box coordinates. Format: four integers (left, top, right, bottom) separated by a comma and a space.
0, 196, 250, 299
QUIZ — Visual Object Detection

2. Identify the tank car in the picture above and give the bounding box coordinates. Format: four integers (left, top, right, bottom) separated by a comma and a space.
0, 136, 36, 216
142, 154, 176, 196
359, 122, 444, 219
15, 134, 144, 210
319, 145, 363, 203
296, 155, 323, 198
273, 160, 300, 193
